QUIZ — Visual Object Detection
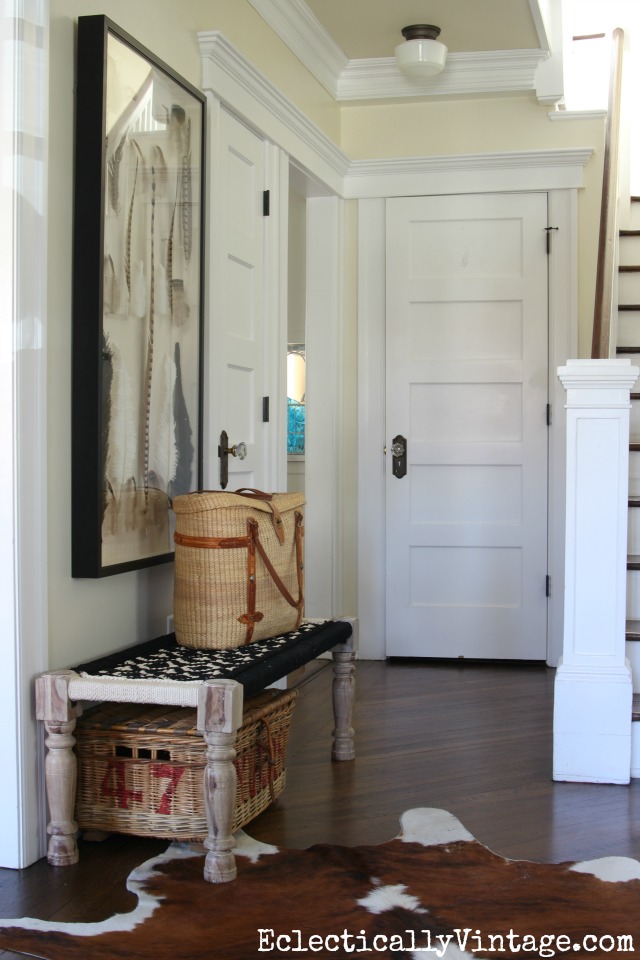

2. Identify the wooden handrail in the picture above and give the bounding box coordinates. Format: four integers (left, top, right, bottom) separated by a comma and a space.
592, 28, 625, 359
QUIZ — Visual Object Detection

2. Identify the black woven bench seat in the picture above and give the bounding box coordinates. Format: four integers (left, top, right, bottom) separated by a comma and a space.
36, 617, 356, 881
74, 619, 353, 700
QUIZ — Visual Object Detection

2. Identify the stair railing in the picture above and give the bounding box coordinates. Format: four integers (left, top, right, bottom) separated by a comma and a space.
592, 27, 625, 359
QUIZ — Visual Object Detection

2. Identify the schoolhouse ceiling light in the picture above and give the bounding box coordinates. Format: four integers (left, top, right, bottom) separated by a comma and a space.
395, 24, 447, 80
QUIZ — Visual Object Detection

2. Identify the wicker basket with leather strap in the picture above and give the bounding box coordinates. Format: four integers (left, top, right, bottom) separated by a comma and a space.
172, 488, 304, 649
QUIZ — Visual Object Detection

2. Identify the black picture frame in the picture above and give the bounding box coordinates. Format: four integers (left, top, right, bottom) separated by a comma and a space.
72, 15, 205, 577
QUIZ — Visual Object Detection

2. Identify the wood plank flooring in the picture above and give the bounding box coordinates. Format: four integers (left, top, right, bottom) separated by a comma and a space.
1, 658, 639, 956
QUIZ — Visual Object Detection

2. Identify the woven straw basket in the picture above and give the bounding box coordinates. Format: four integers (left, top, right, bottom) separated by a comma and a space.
173, 489, 305, 649
74, 689, 298, 840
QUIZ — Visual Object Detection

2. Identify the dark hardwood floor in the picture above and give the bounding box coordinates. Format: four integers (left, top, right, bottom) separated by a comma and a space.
1, 658, 640, 956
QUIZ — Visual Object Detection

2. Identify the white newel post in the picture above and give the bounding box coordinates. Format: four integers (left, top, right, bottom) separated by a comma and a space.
554, 359, 638, 783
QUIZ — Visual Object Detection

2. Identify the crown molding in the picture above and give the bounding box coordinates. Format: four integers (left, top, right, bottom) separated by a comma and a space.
199, 31, 349, 193
548, 109, 606, 122
337, 49, 548, 102
198, 32, 591, 199
247, 0, 553, 103
246, 0, 346, 98
344, 149, 594, 198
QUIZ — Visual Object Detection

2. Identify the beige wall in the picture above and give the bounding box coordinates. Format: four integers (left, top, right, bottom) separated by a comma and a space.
48, 0, 339, 668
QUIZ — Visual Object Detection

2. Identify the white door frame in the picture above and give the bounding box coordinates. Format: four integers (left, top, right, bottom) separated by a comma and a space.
200, 35, 345, 618
356, 170, 584, 665
0, 0, 49, 868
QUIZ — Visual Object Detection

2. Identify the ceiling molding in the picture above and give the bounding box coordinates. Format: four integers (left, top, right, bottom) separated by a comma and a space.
246, 0, 346, 98
527, 0, 552, 52
548, 110, 606, 123
199, 31, 590, 200
248, 0, 554, 103
344, 149, 593, 198
199, 30, 349, 194
337, 50, 548, 102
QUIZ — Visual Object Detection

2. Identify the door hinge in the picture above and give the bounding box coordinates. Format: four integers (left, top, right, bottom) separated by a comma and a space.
546, 575, 551, 598
546, 403, 552, 426
262, 396, 270, 422
545, 226, 558, 254
263, 189, 270, 216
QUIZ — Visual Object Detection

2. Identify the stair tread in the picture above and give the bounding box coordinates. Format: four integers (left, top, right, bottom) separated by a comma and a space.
628, 556, 640, 568
620, 265, 640, 272
620, 229, 640, 237
616, 346, 640, 353
618, 305, 640, 311
626, 620, 640, 637
631, 444, 640, 452
628, 495, 640, 504
634, 694, 640, 721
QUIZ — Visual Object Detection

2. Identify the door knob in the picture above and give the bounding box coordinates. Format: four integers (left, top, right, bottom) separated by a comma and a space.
218, 430, 247, 489
226, 441, 247, 460
391, 434, 407, 479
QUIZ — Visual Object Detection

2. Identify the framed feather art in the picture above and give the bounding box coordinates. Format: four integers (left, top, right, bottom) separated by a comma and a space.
72, 15, 205, 577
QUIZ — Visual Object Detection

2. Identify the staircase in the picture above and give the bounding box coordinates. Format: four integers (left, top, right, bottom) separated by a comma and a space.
616, 195, 640, 775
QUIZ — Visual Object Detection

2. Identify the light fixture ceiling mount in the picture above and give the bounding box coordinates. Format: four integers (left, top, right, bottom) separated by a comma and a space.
395, 24, 447, 80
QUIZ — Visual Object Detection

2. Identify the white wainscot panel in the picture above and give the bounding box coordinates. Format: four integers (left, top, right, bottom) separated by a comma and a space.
573, 417, 621, 658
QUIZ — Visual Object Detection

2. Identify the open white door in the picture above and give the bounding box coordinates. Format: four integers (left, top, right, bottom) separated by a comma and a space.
385, 192, 549, 659
209, 108, 269, 490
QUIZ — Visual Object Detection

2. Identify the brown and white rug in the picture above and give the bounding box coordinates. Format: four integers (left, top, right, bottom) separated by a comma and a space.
1, 808, 639, 959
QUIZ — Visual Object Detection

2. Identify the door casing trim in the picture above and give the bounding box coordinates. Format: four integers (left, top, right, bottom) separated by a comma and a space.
358, 188, 578, 664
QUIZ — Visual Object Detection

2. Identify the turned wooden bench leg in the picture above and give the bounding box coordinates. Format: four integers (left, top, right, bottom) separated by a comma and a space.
35, 671, 82, 866
331, 619, 358, 761
197, 678, 244, 883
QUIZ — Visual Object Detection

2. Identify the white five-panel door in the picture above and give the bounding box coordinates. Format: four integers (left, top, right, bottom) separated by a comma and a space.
385, 193, 549, 659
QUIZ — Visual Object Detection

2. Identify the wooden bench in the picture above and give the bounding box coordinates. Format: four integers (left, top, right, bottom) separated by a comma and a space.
35, 618, 357, 883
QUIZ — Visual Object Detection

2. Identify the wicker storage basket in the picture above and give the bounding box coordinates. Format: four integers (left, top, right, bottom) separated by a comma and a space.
74, 688, 298, 840
172, 489, 305, 649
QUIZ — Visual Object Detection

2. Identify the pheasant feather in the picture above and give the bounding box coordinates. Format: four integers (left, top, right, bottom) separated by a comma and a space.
107, 133, 127, 214
169, 341, 194, 499
104, 336, 137, 500
125, 157, 138, 294
167, 194, 176, 317
148, 354, 177, 493
181, 118, 192, 261
154, 145, 168, 199
142, 168, 157, 498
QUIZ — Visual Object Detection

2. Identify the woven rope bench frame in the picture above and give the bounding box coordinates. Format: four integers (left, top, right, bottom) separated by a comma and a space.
35, 617, 358, 884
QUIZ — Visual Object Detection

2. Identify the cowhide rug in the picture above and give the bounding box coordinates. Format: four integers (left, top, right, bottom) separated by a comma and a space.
1, 809, 639, 959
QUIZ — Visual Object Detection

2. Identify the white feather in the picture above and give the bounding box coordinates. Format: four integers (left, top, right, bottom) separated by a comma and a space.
106, 343, 137, 498
148, 354, 177, 492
